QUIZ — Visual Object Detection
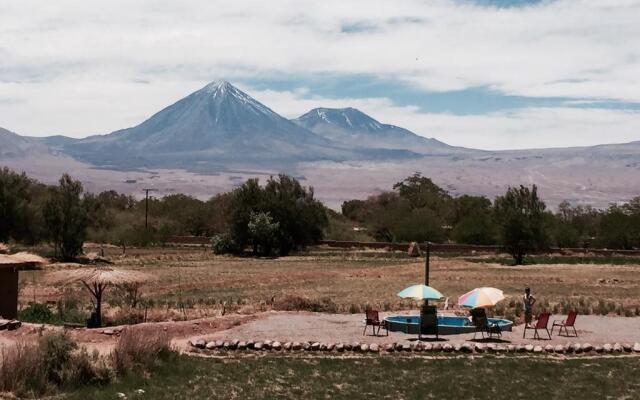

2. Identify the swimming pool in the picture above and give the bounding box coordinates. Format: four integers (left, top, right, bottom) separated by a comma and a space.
384, 315, 513, 335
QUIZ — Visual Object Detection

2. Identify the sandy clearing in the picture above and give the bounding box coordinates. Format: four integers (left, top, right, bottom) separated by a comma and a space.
196, 311, 640, 347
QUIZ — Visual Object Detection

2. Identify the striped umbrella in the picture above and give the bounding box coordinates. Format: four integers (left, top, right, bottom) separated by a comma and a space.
397, 284, 444, 300
458, 287, 505, 308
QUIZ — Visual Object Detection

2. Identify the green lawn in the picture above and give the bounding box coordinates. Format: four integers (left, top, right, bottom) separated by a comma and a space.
66, 354, 640, 400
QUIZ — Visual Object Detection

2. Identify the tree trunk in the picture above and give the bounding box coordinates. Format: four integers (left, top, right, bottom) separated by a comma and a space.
95, 286, 103, 328
514, 253, 524, 265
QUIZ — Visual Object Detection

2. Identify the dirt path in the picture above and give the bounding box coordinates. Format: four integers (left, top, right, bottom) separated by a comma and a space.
0, 314, 258, 355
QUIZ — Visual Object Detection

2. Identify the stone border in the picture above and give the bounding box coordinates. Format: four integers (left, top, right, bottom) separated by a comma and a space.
189, 339, 640, 355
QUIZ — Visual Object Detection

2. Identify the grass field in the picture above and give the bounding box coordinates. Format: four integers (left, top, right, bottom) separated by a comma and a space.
19, 246, 640, 323
66, 354, 640, 400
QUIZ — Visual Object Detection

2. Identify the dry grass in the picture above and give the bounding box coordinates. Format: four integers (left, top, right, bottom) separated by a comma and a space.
18, 246, 640, 322
112, 329, 172, 376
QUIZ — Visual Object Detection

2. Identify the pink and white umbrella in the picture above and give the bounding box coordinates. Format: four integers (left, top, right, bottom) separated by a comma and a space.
458, 287, 505, 309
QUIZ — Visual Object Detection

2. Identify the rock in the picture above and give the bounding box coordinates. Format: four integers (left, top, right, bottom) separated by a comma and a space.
230, 339, 240, 350
402, 343, 412, 352
238, 341, 247, 350
603, 343, 613, 353
453, 343, 462, 352
327, 343, 335, 351
544, 345, 554, 353
246, 340, 255, 349
594, 345, 604, 353
205, 341, 216, 350
613, 343, 623, 352
302, 342, 311, 351
582, 343, 593, 352
554, 345, 565, 353
525, 344, 534, 352
320, 343, 328, 351
461, 343, 474, 353
360, 344, 370, 352
506, 345, 515, 353
533, 345, 543, 353
423, 343, 433, 352
571, 343, 582, 353
215, 340, 224, 348
344, 343, 352, 351
194, 339, 206, 349
495, 345, 507, 352
292, 342, 302, 351
135, 389, 145, 395
254, 342, 263, 350
633, 343, 640, 353
516, 344, 526, 353
370, 343, 380, 352
116, 393, 126, 399
283, 342, 292, 351
262, 341, 272, 350
384, 343, 395, 352
443, 344, 453, 352
352, 342, 361, 351
622, 343, 632, 353
222, 341, 230, 349
474, 343, 485, 353
408, 242, 422, 257
336, 343, 345, 352
413, 342, 423, 352
432, 343, 443, 352
272, 341, 282, 351
311, 342, 321, 351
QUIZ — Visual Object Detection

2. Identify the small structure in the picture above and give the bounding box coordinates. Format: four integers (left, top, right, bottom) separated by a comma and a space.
48, 266, 149, 328
0, 252, 48, 319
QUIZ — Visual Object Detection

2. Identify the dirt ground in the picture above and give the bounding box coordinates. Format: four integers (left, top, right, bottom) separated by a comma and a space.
197, 311, 640, 346
4, 247, 639, 355
18, 247, 640, 318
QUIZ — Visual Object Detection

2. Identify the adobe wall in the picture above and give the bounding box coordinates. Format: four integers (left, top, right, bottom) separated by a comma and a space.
0, 268, 18, 319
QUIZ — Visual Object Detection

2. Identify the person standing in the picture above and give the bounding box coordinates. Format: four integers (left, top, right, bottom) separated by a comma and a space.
523, 287, 536, 327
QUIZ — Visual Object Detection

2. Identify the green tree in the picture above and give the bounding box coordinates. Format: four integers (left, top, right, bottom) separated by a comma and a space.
247, 211, 279, 256
223, 175, 328, 256
451, 195, 496, 245
43, 174, 89, 260
262, 175, 328, 256
0, 168, 31, 242
494, 185, 548, 265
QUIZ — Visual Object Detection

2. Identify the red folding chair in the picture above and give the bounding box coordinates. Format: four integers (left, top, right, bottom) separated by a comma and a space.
552, 311, 578, 337
523, 312, 551, 340
363, 310, 388, 336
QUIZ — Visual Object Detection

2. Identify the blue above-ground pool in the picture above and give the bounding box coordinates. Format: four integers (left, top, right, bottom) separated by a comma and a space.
384, 315, 513, 335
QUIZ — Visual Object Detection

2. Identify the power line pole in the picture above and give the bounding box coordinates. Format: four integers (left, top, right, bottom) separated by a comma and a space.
142, 188, 158, 230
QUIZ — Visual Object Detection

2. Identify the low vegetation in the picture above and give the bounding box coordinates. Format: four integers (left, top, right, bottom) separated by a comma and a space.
0, 330, 172, 398
65, 355, 640, 400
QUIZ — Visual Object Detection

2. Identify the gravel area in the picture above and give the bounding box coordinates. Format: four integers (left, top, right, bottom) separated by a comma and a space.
201, 311, 640, 346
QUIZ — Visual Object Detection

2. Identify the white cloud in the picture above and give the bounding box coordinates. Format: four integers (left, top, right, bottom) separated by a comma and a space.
0, 0, 639, 147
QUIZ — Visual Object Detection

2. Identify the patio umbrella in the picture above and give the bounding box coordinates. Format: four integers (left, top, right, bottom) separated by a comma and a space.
397, 284, 444, 300
48, 266, 150, 327
458, 287, 505, 308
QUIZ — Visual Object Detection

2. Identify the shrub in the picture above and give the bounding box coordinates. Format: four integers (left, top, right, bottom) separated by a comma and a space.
211, 232, 240, 254
0, 341, 47, 395
19, 303, 54, 323
272, 295, 338, 313
112, 329, 172, 375
0, 332, 109, 396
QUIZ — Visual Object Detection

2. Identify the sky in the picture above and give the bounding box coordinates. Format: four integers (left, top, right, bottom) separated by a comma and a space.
0, 0, 639, 150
